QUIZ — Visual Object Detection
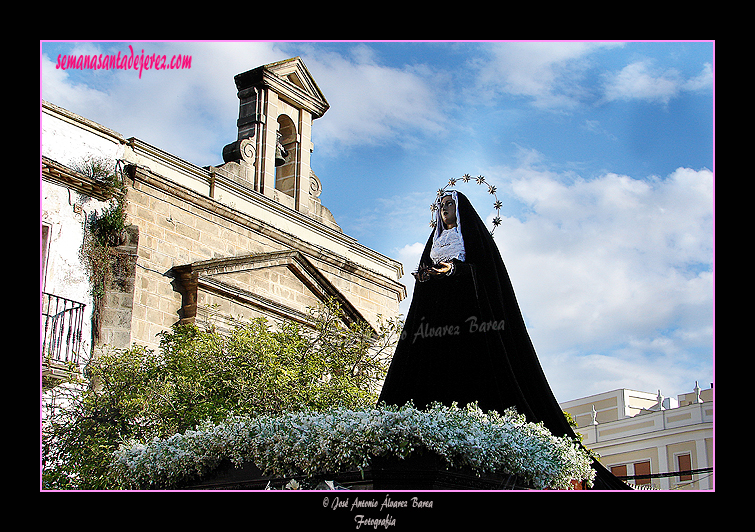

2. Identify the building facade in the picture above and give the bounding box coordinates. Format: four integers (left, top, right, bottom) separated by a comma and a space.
42, 158, 112, 381
41, 57, 406, 379
560, 384, 714, 490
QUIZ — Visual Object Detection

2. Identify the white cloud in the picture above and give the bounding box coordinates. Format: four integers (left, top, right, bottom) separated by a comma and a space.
602, 60, 681, 104
473, 42, 622, 109
473, 43, 713, 111
484, 162, 713, 400
544, 346, 710, 402
601, 60, 713, 105
582, 119, 618, 141
298, 46, 450, 154
41, 49, 112, 113
684, 62, 714, 92
41, 42, 289, 166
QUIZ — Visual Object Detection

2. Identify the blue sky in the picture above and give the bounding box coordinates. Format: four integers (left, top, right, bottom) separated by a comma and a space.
40, 41, 714, 403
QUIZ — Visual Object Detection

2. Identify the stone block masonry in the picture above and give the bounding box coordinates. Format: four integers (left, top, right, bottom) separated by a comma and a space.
124, 162, 405, 351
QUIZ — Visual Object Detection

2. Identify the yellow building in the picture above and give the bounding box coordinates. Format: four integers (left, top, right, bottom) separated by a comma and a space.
560, 383, 713, 490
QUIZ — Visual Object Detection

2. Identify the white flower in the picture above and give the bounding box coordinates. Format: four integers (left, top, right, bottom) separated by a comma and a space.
284, 479, 301, 490
110, 402, 595, 490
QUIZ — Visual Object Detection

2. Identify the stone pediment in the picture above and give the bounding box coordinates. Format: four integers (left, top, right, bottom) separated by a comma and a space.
267, 57, 326, 101
234, 57, 329, 119
172, 250, 367, 330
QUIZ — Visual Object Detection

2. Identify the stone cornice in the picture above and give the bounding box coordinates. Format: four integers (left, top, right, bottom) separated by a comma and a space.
125, 163, 406, 301
41, 156, 112, 201
125, 137, 212, 185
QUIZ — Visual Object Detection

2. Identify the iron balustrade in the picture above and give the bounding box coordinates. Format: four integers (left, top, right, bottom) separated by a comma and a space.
41, 292, 86, 368
615, 467, 713, 481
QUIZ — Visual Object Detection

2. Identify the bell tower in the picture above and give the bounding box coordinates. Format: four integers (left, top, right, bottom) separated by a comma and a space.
222, 57, 329, 215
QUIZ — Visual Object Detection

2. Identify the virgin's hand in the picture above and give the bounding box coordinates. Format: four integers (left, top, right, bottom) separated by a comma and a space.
431, 262, 453, 275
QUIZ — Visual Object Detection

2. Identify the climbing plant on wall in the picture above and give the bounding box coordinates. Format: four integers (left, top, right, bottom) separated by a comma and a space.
75, 156, 129, 340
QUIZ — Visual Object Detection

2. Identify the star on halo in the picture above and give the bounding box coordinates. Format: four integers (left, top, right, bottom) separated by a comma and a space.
429, 172, 503, 235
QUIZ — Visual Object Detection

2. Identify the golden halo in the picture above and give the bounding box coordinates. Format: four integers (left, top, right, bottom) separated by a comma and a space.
430, 174, 502, 235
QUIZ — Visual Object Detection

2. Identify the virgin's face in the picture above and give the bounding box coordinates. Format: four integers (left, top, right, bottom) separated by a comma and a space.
439, 195, 457, 228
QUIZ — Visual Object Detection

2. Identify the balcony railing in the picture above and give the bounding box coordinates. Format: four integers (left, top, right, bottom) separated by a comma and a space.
41, 292, 86, 369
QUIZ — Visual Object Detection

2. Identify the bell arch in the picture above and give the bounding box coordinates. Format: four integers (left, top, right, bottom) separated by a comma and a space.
222, 57, 330, 215
275, 114, 297, 197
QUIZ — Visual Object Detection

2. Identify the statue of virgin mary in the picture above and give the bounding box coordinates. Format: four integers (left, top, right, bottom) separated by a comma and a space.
378, 190, 630, 490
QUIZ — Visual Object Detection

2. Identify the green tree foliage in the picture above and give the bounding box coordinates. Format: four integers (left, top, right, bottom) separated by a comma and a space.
42, 300, 402, 489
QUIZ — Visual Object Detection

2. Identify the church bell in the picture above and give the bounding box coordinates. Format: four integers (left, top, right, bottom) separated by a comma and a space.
275, 131, 289, 166
275, 143, 288, 166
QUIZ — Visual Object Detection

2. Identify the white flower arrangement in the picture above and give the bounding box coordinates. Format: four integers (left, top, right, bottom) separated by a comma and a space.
111, 402, 595, 490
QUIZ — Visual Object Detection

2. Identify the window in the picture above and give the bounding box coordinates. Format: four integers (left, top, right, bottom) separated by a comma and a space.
677, 453, 692, 482
610, 464, 627, 478
633, 460, 651, 486
41, 223, 51, 291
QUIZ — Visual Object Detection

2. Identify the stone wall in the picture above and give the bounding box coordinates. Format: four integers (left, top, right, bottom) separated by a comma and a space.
124, 162, 404, 351
97, 225, 139, 348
